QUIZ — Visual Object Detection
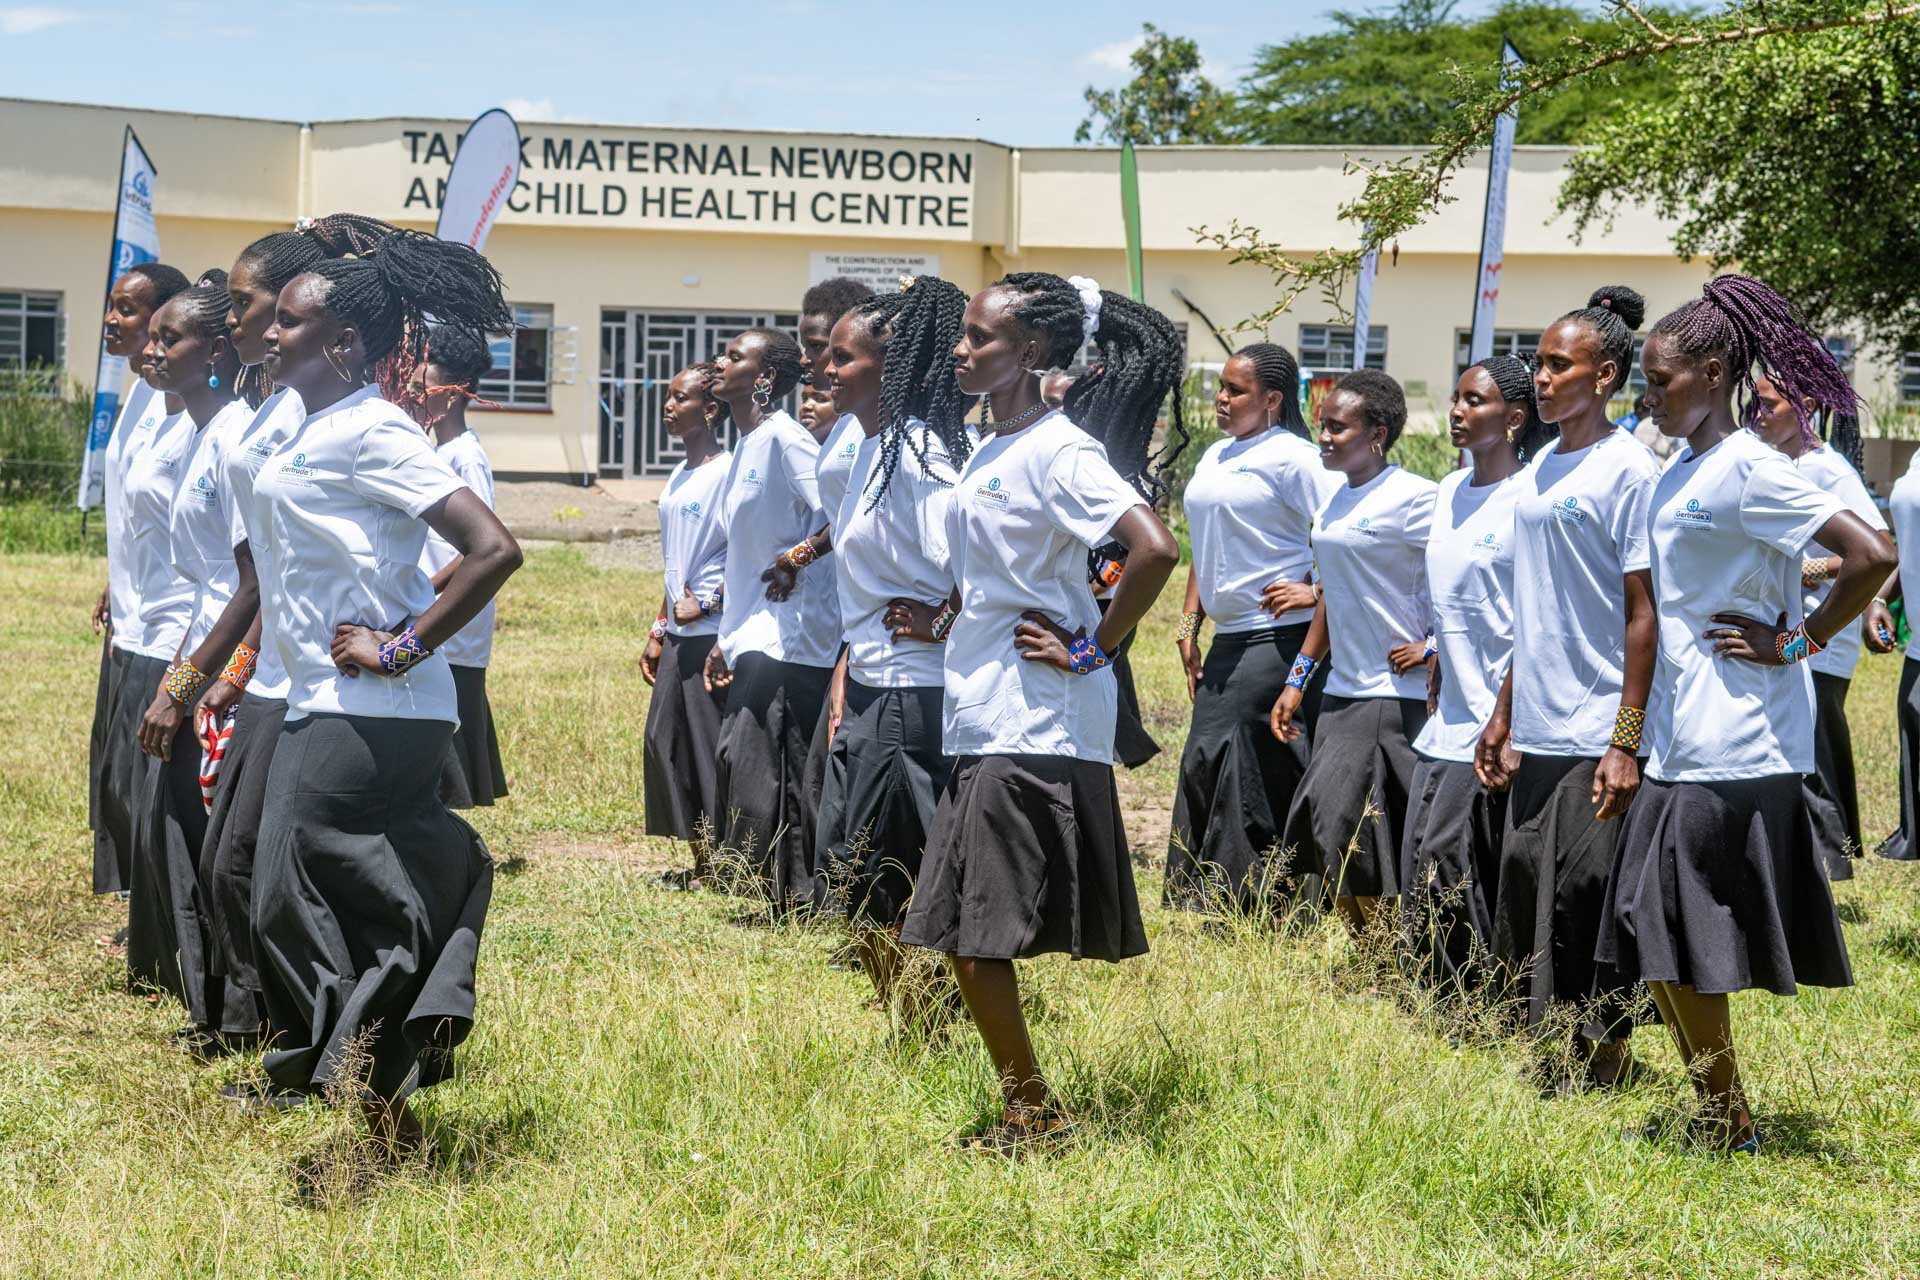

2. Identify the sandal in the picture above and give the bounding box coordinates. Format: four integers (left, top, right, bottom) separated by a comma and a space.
954, 1103, 1077, 1158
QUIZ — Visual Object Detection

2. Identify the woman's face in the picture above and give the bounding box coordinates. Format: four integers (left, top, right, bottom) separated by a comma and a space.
141, 296, 215, 396
1214, 353, 1280, 440
799, 310, 835, 385
102, 273, 159, 363
1449, 366, 1520, 454
662, 367, 716, 439
406, 361, 465, 427
226, 257, 279, 367
1640, 332, 1722, 439
952, 286, 1034, 399
261, 273, 350, 397
712, 331, 768, 402
1533, 318, 1614, 425
1751, 374, 1806, 450
1317, 388, 1381, 475
825, 311, 884, 422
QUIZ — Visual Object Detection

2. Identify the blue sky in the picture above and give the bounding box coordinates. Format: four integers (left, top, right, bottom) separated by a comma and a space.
0, 0, 1489, 143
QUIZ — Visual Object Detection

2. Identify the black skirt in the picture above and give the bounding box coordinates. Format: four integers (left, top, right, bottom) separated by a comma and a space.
1101, 604, 1160, 770
1804, 672, 1861, 880
1400, 757, 1506, 987
1598, 774, 1852, 996
1165, 624, 1321, 913
713, 652, 832, 912
253, 714, 493, 1101
89, 640, 132, 894
440, 665, 509, 809
815, 680, 951, 927
202, 692, 285, 1002
1491, 753, 1638, 1037
901, 753, 1147, 963
642, 632, 726, 842
95, 648, 161, 897
1875, 657, 1920, 862
798, 644, 847, 909
1281, 694, 1426, 900
126, 709, 214, 1021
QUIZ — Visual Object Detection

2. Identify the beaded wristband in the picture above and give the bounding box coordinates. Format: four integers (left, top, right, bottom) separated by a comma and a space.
220, 643, 257, 692
1286, 652, 1318, 691
1801, 557, 1833, 588
1067, 635, 1111, 675
1422, 632, 1437, 660
377, 624, 434, 676
698, 586, 723, 617
1175, 611, 1201, 642
930, 603, 958, 643
163, 658, 210, 708
1774, 623, 1824, 666
650, 615, 668, 640
1611, 706, 1646, 753
780, 539, 819, 571
1092, 556, 1125, 589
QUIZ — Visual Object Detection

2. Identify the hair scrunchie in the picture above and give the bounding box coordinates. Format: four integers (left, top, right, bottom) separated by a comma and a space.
1067, 275, 1103, 347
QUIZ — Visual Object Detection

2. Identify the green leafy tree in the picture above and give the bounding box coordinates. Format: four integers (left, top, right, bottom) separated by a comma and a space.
1076, 23, 1233, 145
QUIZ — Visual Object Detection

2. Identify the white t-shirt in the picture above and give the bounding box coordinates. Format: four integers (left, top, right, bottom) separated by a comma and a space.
1793, 445, 1885, 678
104, 378, 169, 643
1184, 425, 1341, 633
167, 400, 252, 654
1891, 452, 1920, 663
418, 429, 497, 669
1415, 469, 1521, 762
252, 386, 466, 723
1311, 464, 1437, 701
1645, 429, 1844, 781
943, 412, 1144, 762
657, 452, 730, 639
224, 388, 305, 701
815, 413, 864, 529
693, 410, 839, 668
115, 407, 197, 661
834, 421, 965, 689
1509, 429, 1662, 757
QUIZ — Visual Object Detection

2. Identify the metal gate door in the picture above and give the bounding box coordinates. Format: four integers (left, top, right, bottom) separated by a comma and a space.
598, 308, 802, 478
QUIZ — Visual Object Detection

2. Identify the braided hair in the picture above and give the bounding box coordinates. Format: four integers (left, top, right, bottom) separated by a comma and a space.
424, 324, 496, 393
233, 214, 402, 404
303, 228, 512, 402
1824, 410, 1866, 474
849, 276, 974, 510
124, 262, 190, 306
1233, 342, 1307, 437
1650, 274, 1860, 448
689, 360, 732, 429
1555, 285, 1645, 398
734, 327, 805, 402
1470, 353, 1556, 460
177, 269, 235, 343
1333, 368, 1408, 454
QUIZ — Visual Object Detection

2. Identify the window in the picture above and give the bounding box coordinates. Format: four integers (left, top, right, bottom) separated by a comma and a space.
1824, 334, 1856, 375
1298, 324, 1386, 375
1453, 329, 1542, 380
1902, 353, 1920, 405
0, 289, 63, 389
478, 303, 553, 410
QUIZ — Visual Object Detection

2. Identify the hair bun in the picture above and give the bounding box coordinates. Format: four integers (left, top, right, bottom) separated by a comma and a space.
1587, 285, 1646, 331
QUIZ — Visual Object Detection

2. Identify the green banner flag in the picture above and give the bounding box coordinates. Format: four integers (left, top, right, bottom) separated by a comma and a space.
1120, 139, 1144, 303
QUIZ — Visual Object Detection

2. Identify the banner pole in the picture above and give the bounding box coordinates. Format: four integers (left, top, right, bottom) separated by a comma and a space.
1467, 38, 1525, 367
1120, 139, 1145, 304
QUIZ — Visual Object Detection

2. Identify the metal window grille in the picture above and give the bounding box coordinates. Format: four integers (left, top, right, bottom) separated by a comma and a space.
0, 289, 64, 392
1298, 323, 1386, 376
478, 303, 553, 410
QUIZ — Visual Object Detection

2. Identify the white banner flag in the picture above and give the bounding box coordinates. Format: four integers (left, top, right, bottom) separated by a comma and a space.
77, 128, 161, 511
1352, 243, 1379, 371
436, 108, 522, 252
1467, 39, 1524, 366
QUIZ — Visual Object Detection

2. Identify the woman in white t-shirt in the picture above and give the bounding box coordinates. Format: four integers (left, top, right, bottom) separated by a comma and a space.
1401, 355, 1546, 988
1866, 454, 1920, 861
244, 229, 522, 1162
641, 364, 731, 886
1596, 275, 1893, 1152
1271, 370, 1437, 935
1166, 343, 1336, 915
895, 273, 1180, 1151
411, 325, 510, 810
1475, 286, 1658, 1091
1750, 377, 1886, 880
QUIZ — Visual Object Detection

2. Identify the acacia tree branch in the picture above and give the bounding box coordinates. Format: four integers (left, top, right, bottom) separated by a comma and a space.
1617, 0, 1672, 39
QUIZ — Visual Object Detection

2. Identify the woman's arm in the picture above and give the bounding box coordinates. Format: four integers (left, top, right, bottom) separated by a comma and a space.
1592, 569, 1655, 821
1713, 513, 1898, 662
1267, 597, 1329, 743
138, 547, 260, 759
1011, 506, 1177, 670
1175, 564, 1204, 703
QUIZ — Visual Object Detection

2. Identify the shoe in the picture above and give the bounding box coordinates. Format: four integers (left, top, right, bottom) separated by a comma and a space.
954, 1104, 1077, 1158
220, 1081, 310, 1114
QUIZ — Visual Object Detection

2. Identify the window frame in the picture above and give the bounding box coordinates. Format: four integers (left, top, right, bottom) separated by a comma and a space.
476, 302, 554, 412
0, 288, 64, 392
1297, 323, 1387, 376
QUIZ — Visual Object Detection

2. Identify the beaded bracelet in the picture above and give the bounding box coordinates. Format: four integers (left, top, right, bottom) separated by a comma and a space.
1285, 652, 1318, 691
378, 624, 434, 676
1801, 557, 1833, 588
1611, 706, 1646, 754
698, 586, 724, 617
779, 539, 819, 571
1774, 623, 1824, 666
1422, 632, 1437, 660
1067, 634, 1111, 674
1092, 556, 1125, 589
163, 658, 210, 708
220, 642, 257, 692
930, 603, 958, 643
650, 615, 668, 641
1175, 611, 1201, 642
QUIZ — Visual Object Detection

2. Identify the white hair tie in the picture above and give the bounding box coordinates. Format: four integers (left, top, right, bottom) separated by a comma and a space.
1068, 275, 1103, 345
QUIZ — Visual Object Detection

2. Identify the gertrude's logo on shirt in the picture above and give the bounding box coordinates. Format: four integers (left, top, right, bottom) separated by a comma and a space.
975, 475, 1009, 506
743, 466, 763, 491
192, 473, 218, 507
278, 450, 316, 480
1674, 496, 1715, 529
1350, 515, 1379, 539
1472, 530, 1502, 554
1550, 495, 1587, 525
686, 500, 702, 517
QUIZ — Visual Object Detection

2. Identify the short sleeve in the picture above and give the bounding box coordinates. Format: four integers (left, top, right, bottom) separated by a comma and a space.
1402, 476, 1437, 548
1740, 454, 1847, 556
1833, 464, 1887, 531
777, 423, 824, 518
914, 450, 959, 575
350, 415, 465, 517
1611, 465, 1657, 574
1040, 435, 1144, 548
447, 443, 495, 511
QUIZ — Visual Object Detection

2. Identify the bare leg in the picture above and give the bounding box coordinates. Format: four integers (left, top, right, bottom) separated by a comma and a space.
361, 1094, 425, 1162
1659, 983, 1753, 1147
950, 955, 1052, 1114
857, 926, 900, 1006
1646, 981, 1699, 1093
1333, 895, 1383, 936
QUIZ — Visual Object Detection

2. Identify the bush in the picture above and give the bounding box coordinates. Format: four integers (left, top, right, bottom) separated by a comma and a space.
0, 373, 91, 504
1394, 429, 1460, 483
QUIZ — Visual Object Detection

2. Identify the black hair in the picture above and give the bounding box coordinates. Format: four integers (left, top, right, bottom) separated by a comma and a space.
849, 276, 975, 509
303, 228, 512, 400
1823, 410, 1865, 474
424, 324, 496, 393
123, 262, 190, 306
737, 326, 806, 401
801, 276, 874, 321
170, 268, 234, 343
688, 361, 732, 429
1555, 284, 1645, 398
1232, 342, 1307, 437
235, 213, 401, 295
1333, 368, 1409, 454
1469, 354, 1556, 460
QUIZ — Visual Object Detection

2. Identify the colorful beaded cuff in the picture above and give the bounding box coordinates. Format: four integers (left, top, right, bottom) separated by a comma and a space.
650, 616, 668, 640
1286, 652, 1318, 691
1092, 556, 1125, 588
1801, 557, 1833, 588
1067, 635, 1111, 675
1175, 611, 1201, 642
163, 658, 210, 708
780, 539, 819, 570
1422, 632, 1437, 660
378, 624, 433, 676
220, 643, 258, 691
1611, 706, 1646, 753
930, 604, 958, 643
698, 586, 723, 616
1775, 623, 1824, 666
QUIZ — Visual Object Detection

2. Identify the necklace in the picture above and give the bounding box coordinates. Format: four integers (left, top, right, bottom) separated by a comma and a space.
985, 400, 1049, 435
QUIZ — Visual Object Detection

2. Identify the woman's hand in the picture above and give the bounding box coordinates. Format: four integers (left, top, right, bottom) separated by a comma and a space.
673, 587, 706, 626
330, 624, 394, 678
640, 634, 663, 687
1591, 746, 1641, 821
1863, 599, 1898, 654
1178, 635, 1204, 703
1426, 658, 1442, 719
826, 661, 847, 744
91, 585, 110, 635
761, 558, 799, 602
198, 677, 243, 745
884, 597, 943, 643
1260, 579, 1317, 618
1474, 713, 1519, 792
1269, 685, 1305, 742
1013, 610, 1077, 671
703, 642, 732, 693
1387, 639, 1430, 676
138, 686, 184, 760
1704, 611, 1789, 666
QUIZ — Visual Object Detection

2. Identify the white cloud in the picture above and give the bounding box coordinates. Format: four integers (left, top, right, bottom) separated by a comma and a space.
1081, 36, 1144, 73
0, 6, 82, 34
503, 97, 563, 123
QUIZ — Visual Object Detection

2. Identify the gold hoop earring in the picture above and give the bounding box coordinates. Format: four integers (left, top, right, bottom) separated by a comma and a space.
325, 346, 356, 384
1370, 441, 1384, 456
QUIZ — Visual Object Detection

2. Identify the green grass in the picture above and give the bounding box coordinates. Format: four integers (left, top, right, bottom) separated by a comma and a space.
3, 546, 1919, 1276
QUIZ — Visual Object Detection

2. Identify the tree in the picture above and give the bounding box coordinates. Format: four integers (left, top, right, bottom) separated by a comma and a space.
1076, 23, 1233, 145
1234, 0, 1684, 146
1559, 18, 1920, 355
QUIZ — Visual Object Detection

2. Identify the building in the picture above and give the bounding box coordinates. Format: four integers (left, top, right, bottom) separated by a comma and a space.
3, 95, 1911, 489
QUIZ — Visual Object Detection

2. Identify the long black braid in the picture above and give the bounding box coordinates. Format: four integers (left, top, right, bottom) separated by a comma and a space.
854, 276, 974, 510
1470, 353, 1557, 460
1556, 284, 1645, 397
1823, 410, 1866, 474
233, 214, 402, 404
1233, 341, 1308, 437
738, 327, 805, 400
178, 269, 234, 342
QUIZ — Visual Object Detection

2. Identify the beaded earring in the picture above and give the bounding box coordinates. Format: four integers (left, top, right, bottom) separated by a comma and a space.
751, 372, 773, 410
207, 371, 220, 389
